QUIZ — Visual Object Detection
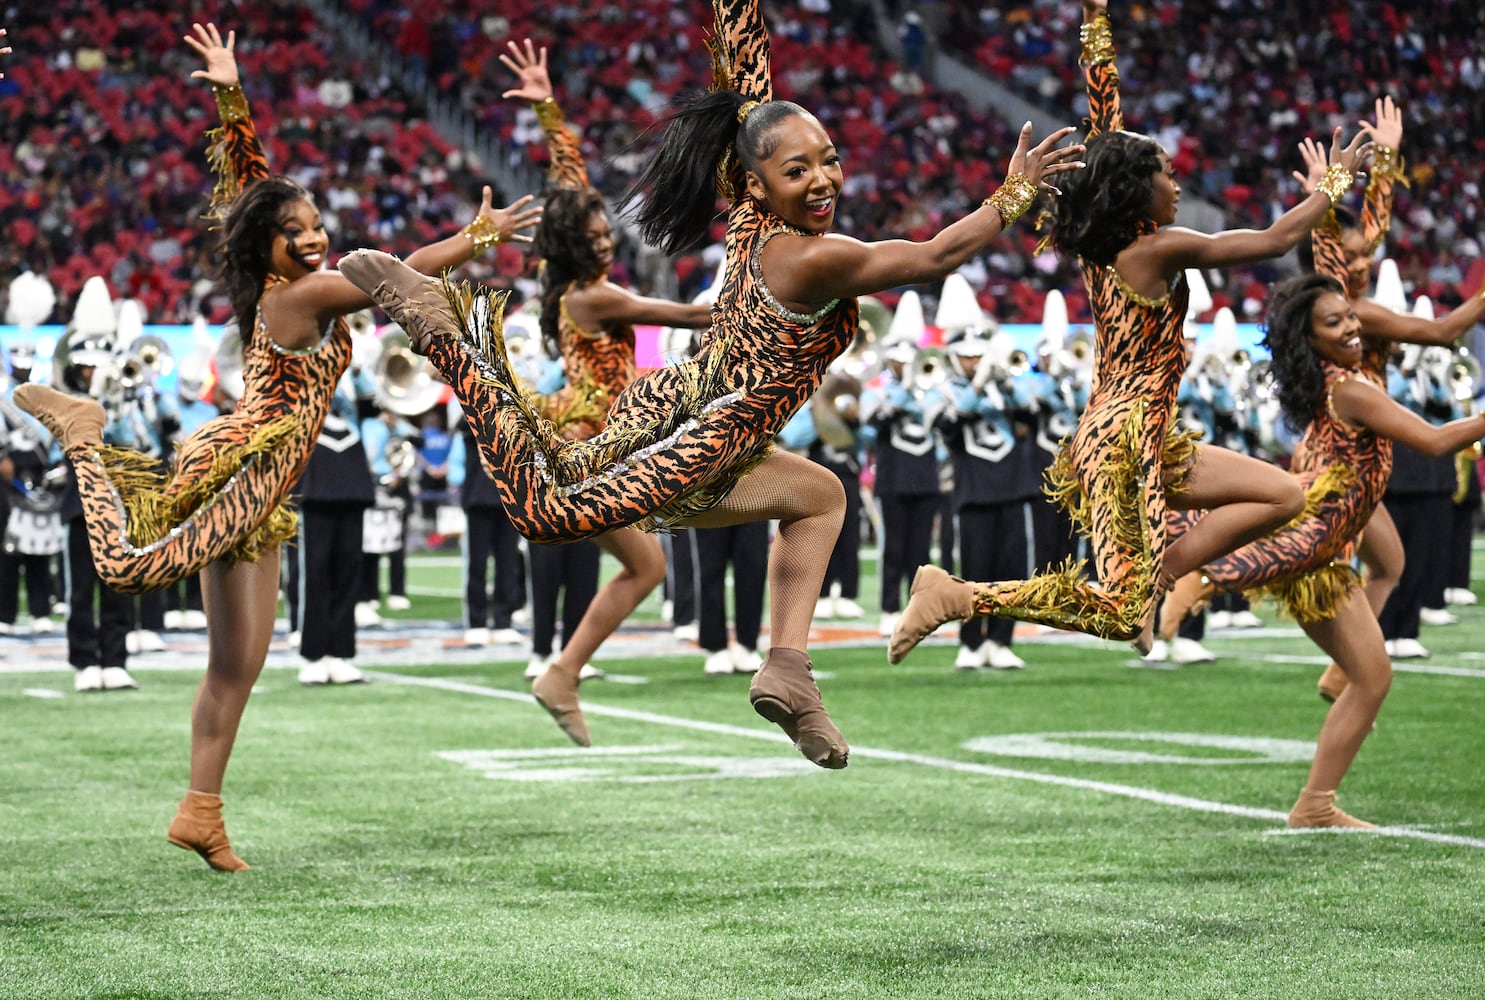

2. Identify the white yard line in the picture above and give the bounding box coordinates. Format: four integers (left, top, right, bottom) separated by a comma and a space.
369, 670, 1485, 851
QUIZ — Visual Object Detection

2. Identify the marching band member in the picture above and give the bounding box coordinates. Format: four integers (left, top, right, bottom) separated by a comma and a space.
860, 339, 941, 638
0, 341, 62, 636
925, 331, 1039, 670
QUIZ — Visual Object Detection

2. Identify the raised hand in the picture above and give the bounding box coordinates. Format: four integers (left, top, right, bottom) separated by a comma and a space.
1359, 94, 1403, 151
1327, 126, 1374, 174
1290, 136, 1328, 194
183, 22, 239, 89
1007, 123, 1085, 197
1082, 0, 1109, 15
500, 38, 553, 104
476, 188, 543, 244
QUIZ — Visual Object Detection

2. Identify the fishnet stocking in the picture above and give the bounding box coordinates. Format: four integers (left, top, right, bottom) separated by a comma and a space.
685, 451, 845, 650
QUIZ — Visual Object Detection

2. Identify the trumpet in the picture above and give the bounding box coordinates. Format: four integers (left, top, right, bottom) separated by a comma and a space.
119, 334, 171, 392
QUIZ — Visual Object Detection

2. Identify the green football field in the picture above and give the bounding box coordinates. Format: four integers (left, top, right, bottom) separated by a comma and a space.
3, 548, 1485, 999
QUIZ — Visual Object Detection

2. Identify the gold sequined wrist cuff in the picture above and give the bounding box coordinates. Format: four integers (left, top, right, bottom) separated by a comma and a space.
1370, 144, 1404, 181
461, 216, 503, 255
213, 83, 249, 124
534, 96, 563, 132
1315, 164, 1355, 206
1079, 13, 1115, 66
985, 173, 1039, 227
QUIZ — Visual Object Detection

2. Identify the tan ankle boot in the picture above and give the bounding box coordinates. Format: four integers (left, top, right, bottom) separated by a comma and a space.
888, 565, 976, 664
14, 384, 105, 455
1157, 572, 1215, 643
531, 666, 591, 747
166, 790, 251, 870
1287, 788, 1375, 829
749, 648, 848, 769
336, 249, 460, 355
1317, 663, 1348, 703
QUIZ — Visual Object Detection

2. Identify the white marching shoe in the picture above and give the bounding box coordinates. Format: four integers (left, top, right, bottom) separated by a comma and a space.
324, 657, 367, 685
983, 642, 1026, 670
729, 643, 763, 675
1170, 637, 1216, 664
704, 649, 737, 675
74, 666, 104, 692
100, 666, 140, 690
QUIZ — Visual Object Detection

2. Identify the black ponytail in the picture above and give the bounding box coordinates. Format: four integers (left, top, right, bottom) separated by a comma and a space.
622, 90, 812, 255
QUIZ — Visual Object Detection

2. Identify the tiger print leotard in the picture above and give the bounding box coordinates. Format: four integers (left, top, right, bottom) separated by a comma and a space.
1195, 363, 1391, 620
956, 11, 1197, 641
414, 0, 857, 543
64, 87, 350, 595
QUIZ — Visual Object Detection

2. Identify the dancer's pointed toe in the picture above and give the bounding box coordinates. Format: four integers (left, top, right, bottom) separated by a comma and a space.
337, 249, 456, 354
531, 668, 591, 747
14, 384, 105, 454
749, 648, 848, 768
166, 791, 251, 871
888, 564, 975, 664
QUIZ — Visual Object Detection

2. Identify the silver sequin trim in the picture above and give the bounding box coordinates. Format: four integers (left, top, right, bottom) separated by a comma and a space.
748, 230, 839, 324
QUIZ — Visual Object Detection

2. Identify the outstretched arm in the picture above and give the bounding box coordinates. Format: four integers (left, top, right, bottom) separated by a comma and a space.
1360, 96, 1404, 255
287, 187, 542, 323
1334, 376, 1485, 456
185, 22, 271, 211
1356, 292, 1485, 348
1150, 128, 1372, 271
501, 38, 588, 189
1080, 0, 1121, 136
568, 283, 714, 330
768, 123, 1084, 306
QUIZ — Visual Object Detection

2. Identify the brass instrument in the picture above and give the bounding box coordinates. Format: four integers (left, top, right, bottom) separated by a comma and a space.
214, 323, 246, 403
1451, 350, 1482, 504
811, 370, 863, 450
348, 309, 381, 372
119, 334, 172, 393
375, 328, 445, 417
908, 347, 948, 394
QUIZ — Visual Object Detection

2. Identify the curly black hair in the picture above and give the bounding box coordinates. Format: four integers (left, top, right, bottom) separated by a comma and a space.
217, 177, 314, 341
621, 90, 813, 256
1045, 129, 1164, 267
534, 185, 611, 356
1261, 272, 1347, 433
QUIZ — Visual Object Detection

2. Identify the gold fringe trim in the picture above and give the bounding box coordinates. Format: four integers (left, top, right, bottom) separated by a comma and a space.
94, 416, 300, 564
1161, 422, 1202, 497
1250, 562, 1360, 625
1043, 438, 1092, 534
537, 370, 610, 435
203, 124, 241, 225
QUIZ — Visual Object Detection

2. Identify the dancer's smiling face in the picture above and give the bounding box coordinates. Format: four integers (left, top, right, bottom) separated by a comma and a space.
1147, 150, 1180, 228
743, 112, 842, 235
271, 198, 328, 280
1306, 291, 1363, 368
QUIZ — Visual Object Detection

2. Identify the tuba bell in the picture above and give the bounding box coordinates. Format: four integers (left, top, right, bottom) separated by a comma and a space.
375, 328, 445, 416
811, 370, 863, 451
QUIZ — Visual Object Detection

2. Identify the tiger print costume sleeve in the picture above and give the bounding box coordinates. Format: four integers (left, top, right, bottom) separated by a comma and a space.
535, 98, 589, 189
204, 83, 271, 223
712, 0, 773, 104
1362, 145, 1402, 256
1080, 10, 1122, 136
1311, 214, 1349, 289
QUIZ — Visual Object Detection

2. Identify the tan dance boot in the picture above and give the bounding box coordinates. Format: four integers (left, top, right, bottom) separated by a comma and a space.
888, 564, 976, 664
531, 667, 591, 747
14, 384, 106, 455
166, 790, 251, 871
1316, 663, 1349, 703
749, 648, 848, 769
336, 249, 461, 355
1287, 788, 1375, 829
1156, 572, 1215, 643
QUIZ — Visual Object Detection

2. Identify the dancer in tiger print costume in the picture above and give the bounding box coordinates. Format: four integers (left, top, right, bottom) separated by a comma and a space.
1287, 98, 1485, 702
339, 0, 1082, 767
499, 38, 712, 689
1167, 272, 1485, 827
888, 0, 1371, 666
18, 23, 539, 870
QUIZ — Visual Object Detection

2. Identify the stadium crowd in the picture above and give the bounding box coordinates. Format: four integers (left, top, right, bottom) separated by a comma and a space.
3, 1, 1483, 328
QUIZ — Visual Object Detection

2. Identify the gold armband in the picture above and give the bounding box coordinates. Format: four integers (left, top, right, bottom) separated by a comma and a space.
461, 215, 503, 255
1314, 164, 1355, 207
984, 173, 1039, 227
1079, 13, 1115, 66
213, 83, 250, 124
534, 96, 563, 132
1370, 144, 1405, 182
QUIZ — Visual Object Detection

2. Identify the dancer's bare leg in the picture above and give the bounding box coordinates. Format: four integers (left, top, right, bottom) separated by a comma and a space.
1319, 504, 1402, 701
545, 527, 666, 678
168, 546, 279, 870
1162, 445, 1304, 579
189, 549, 281, 792
1290, 590, 1391, 828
